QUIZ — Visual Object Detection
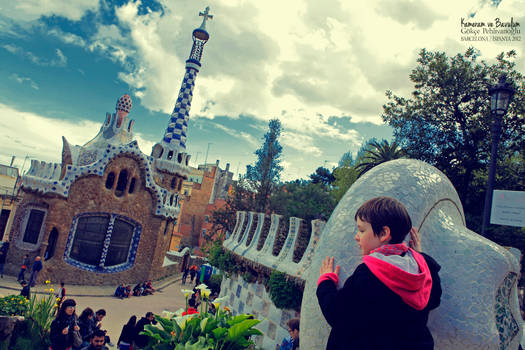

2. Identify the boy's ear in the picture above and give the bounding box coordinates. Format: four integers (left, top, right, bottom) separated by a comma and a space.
380, 226, 392, 243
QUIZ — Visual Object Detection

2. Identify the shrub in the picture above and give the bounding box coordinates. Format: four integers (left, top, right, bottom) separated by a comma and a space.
268, 270, 303, 312
207, 242, 238, 276
207, 274, 223, 295
0, 295, 29, 316
142, 283, 262, 349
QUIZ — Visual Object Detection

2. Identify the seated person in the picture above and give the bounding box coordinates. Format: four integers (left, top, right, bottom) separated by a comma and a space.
123, 285, 131, 298
182, 298, 199, 316
114, 284, 125, 299
145, 280, 155, 293
133, 283, 143, 296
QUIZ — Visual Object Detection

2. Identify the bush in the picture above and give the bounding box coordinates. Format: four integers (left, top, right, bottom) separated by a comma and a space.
207, 241, 238, 275
207, 274, 223, 295
268, 270, 303, 312
0, 295, 29, 316
142, 283, 262, 349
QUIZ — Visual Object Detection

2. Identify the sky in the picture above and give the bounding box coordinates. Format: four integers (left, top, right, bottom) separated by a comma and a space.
0, 0, 523, 181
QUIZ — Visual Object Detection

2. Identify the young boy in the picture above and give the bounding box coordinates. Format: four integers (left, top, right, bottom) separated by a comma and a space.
317, 196, 442, 350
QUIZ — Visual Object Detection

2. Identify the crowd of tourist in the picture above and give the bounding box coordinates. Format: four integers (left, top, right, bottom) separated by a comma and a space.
114, 280, 155, 298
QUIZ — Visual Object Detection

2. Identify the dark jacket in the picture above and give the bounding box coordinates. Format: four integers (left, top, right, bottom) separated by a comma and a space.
134, 317, 152, 347
0, 251, 6, 264
118, 323, 136, 345
78, 316, 95, 341
32, 260, 43, 272
49, 315, 77, 350
20, 285, 30, 299
316, 252, 441, 350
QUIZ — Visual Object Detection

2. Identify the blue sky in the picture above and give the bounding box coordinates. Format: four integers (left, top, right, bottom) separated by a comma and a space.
0, 0, 522, 180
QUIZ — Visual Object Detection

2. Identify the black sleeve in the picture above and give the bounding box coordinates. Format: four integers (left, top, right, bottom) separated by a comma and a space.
422, 253, 442, 310
316, 264, 366, 329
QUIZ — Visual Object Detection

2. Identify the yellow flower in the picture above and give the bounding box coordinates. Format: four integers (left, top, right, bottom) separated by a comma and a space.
49, 288, 55, 293
45, 280, 51, 284
56, 298, 61, 302
201, 288, 211, 299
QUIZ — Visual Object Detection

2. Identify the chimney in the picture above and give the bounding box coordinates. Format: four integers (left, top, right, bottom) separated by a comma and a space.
216, 159, 219, 166
225, 163, 230, 171
10, 156, 15, 167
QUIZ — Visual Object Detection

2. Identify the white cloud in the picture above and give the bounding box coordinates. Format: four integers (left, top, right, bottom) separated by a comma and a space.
9, 74, 39, 90
0, 0, 98, 21
2, 44, 68, 67
281, 131, 322, 156
0, 103, 157, 170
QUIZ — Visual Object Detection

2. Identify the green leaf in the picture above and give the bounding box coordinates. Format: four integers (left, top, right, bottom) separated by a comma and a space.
226, 319, 260, 341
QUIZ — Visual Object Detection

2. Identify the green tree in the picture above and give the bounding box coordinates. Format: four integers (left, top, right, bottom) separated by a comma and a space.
355, 139, 404, 177
246, 119, 284, 212
309, 167, 335, 187
382, 48, 524, 231
210, 177, 253, 242
270, 180, 335, 223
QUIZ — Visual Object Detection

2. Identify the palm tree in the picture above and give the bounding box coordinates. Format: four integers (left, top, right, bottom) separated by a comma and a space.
355, 139, 404, 177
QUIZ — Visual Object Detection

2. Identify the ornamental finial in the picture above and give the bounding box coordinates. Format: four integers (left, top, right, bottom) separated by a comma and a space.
198, 6, 213, 31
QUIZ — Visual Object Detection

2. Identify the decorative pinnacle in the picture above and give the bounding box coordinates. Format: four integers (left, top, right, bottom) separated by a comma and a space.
198, 6, 213, 31
116, 94, 132, 116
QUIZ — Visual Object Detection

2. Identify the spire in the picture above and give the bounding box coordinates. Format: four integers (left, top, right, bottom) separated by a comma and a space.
152, 7, 213, 165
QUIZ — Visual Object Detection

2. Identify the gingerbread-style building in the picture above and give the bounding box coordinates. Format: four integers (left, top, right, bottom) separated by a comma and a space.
4, 8, 214, 285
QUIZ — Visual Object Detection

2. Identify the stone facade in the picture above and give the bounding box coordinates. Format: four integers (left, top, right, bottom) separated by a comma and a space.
3, 10, 215, 286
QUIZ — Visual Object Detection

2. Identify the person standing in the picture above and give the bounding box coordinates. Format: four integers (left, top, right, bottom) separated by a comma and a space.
287, 318, 300, 350
20, 280, 30, 300
181, 267, 189, 285
134, 312, 155, 349
28, 256, 43, 287
18, 254, 30, 281
56, 282, 66, 309
117, 315, 136, 350
0, 249, 6, 278
189, 265, 196, 284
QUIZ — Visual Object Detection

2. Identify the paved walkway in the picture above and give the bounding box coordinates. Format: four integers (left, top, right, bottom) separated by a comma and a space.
0, 274, 196, 346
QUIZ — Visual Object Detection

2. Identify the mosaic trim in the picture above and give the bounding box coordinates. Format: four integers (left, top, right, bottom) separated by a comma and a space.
22, 141, 183, 219
495, 272, 519, 349
63, 212, 142, 273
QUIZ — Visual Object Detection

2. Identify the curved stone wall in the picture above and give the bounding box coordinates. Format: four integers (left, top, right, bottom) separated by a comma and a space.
300, 159, 522, 350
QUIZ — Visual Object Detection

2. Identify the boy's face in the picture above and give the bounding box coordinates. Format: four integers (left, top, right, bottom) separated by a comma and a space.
354, 217, 387, 255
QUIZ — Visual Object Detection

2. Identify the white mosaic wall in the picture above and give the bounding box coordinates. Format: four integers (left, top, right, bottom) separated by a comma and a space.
300, 159, 522, 350
219, 274, 300, 350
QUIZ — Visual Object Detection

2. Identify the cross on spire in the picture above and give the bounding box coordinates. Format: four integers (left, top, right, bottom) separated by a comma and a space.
198, 6, 213, 30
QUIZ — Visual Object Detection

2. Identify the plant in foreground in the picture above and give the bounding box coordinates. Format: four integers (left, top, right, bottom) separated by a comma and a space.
142, 284, 262, 349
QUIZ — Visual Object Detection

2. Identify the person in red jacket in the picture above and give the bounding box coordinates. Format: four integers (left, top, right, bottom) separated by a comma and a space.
317, 196, 442, 350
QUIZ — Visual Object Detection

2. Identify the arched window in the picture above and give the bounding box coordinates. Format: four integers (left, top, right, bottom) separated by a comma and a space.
115, 170, 128, 197
65, 213, 141, 272
23, 209, 46, 244
129, 178, 136, 194
167, 151, 174, 160
44, 228, 58, 261
152, 144, 164, 158
177, 153, 183, 163
171, 177, 177, 189
105, 172, 115, 189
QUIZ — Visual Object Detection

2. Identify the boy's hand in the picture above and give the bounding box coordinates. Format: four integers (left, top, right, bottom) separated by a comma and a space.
320, 256, 340, 276
409, 227, 421, 251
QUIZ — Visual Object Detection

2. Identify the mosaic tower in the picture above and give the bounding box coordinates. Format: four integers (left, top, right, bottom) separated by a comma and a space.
151, 7, 213, 163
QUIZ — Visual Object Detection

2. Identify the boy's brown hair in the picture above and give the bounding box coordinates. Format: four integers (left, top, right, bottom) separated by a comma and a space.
354, 196, 412, 244
287, 318, 300, 332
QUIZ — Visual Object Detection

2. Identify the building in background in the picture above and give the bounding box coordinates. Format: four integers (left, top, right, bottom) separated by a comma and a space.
4, 9, 214, 284
170, 160, 233, 254
0, 162, 22, 242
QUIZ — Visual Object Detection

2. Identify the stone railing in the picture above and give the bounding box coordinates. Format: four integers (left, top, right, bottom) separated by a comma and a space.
221, 213, 326, 349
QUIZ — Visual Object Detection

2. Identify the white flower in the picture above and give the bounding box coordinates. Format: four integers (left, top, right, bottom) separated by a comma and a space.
161, 310, 176, 318
195, 283, 208, 291
181, 289, 193, 298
